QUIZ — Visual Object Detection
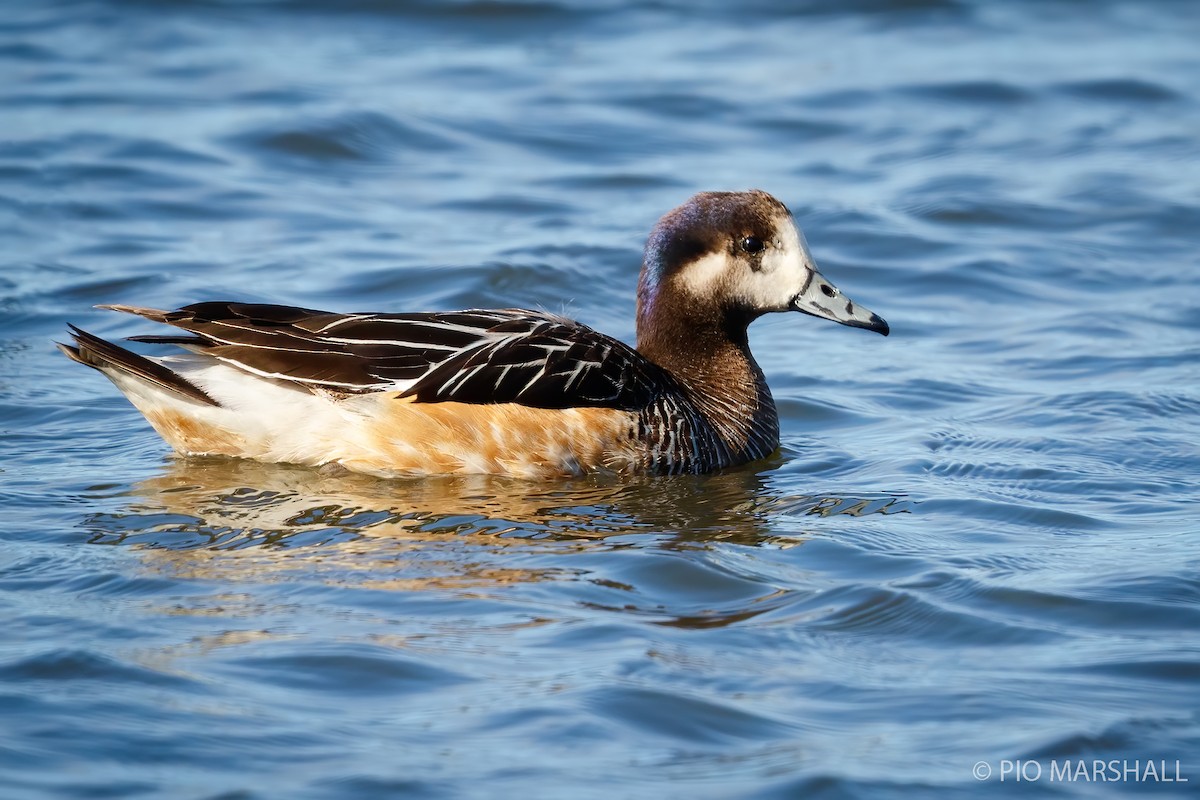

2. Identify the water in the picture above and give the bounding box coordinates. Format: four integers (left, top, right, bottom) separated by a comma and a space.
2, 0, 1198, 797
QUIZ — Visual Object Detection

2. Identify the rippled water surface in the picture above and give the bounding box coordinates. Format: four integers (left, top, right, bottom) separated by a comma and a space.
3, 1, 1199, 797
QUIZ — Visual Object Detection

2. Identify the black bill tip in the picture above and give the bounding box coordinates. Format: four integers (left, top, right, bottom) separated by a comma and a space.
848, 313, 889, 336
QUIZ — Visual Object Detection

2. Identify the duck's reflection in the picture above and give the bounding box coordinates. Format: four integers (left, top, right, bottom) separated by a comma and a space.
82, 455, 909, 591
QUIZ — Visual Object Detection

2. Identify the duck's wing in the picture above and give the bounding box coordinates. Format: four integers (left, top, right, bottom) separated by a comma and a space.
106, 302, 667, 411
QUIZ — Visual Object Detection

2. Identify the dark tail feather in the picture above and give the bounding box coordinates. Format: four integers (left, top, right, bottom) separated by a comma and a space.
58, 325, 219, 407
126, 334, 208, 346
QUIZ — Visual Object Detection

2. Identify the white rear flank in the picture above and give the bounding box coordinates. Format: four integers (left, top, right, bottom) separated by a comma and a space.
103, 356, 351, 464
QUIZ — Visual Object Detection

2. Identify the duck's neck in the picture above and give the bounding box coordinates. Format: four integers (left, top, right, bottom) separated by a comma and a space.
636, 292, 779, 459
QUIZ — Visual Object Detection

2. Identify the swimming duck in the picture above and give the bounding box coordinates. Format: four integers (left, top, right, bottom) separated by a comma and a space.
60, 190, 888, 478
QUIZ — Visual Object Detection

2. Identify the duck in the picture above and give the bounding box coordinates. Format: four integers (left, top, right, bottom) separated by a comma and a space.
60, 190, 888, 479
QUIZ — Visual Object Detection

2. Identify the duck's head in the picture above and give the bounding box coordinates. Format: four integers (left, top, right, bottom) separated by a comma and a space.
637, 190, 888, 346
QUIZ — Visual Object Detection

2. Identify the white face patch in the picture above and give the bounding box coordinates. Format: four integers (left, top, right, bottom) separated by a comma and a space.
673, 213, 818, 314
677, 250, 731, 298
741, 215, 816, 312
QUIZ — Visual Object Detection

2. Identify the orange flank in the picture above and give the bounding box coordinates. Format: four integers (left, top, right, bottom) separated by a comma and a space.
341, 396, 641, 478
141, 392, 640, 479
142, 406, 246, 457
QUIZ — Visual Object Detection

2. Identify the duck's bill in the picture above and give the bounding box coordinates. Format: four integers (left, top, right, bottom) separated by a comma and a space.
789, 271, 889, 336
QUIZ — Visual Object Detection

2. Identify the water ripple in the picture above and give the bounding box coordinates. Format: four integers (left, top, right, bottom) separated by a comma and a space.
585, 686, 796, 744
0, 648, 197, 688
230, 110, 461, 166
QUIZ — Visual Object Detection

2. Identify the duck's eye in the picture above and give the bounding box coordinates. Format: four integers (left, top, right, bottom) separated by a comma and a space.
740, 236, 765, 254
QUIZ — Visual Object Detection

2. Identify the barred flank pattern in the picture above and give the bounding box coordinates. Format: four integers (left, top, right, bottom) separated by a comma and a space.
637, 394, 726, 474
634, 375, 780, 475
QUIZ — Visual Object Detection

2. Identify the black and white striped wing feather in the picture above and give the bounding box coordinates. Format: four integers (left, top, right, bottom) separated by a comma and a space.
120, 302, 665, 411
407, 315, 664, 409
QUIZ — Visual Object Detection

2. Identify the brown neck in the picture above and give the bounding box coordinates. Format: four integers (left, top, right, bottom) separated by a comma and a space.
636, 292, 778, 457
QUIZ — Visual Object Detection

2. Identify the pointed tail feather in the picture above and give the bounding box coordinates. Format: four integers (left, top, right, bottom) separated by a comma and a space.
94, 303, 172, 322
58, 325, 219, 407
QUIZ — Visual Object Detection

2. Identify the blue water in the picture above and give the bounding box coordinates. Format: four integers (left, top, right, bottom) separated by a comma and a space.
2, 1, 1198, 797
